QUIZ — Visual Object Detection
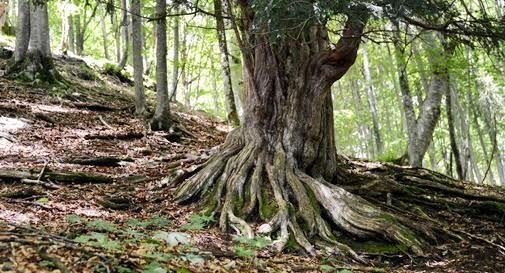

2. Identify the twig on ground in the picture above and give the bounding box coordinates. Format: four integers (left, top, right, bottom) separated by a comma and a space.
98, 115, 115, 130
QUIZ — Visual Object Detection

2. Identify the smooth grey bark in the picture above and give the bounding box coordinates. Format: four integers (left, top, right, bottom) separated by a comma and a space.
214, 0, 239, 127
28, 2, 51, 57
13, 0, 29, 62
68, 15, 74, 53
150, 0, 171, 131
117, 0, 129, 69
9, 0, 60, 82
362, 45, 383, 156
169, 5, 180, 102
131, 0, 145, 116
75, 14, 82, 55
392, 23, 447, 167
447, 88, 464, 180
391, 21, 418, 165
453, 85, 470, 180
60, 2, 71, 54
112, 10, 121, 63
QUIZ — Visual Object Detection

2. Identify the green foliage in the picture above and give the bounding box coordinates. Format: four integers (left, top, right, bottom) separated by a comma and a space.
180, 214, 214, 230
320, 264, 353, 273
86, 219, 118, 232
64, 214, 82, 223
117, 266, 133, 273
74, 232, 122, 250
142, 262, 167, 273
232, 236, 271, 259
36, 197, 49, 204
126, 215, 171, 228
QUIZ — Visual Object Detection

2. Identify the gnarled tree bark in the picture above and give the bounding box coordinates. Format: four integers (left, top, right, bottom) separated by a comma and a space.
171, 7, 430, 257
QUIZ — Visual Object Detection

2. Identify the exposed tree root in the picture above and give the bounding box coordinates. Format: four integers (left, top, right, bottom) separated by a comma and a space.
169, 130, 455, 260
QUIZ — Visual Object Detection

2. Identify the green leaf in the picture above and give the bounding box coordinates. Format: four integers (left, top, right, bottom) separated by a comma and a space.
183, 253, 205, 265
64, 214, 82, 223
320, 264, 336, 271
233, 246, 256, 258
86, 219, 117, 232
338, 269, 353, 273
37, 197, 49, 204
148, 215, 171, 227
117, 266, 133, 273
153, 231, 190, 247
142, 262, 167, 273
180, 214, 213, 230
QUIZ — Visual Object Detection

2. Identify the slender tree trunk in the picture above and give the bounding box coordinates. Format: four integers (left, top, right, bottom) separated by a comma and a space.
471, 96, 495, 184
60, 2, 71, 55
447, 88, 464, 180
350, 69, 370, 158
117, 0, 129, 69
214, 0, 239, 127
131, 0, 145, 116
68, 14, 74, 53
362, 45, 383, 156
75, 14, 82, 55
101, 11, 109, 60
391, 21, 418, 165
13, 0, 29, 62
112, 8, 120, 63
169, 4, 180, 102
150, 0, 170, 131
392, 25, 448, 167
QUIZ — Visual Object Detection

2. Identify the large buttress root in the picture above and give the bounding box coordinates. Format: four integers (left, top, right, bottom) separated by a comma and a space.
172, 131, 426, 257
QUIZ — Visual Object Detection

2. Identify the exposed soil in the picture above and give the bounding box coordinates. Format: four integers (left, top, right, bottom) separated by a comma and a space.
0, 54, 504, 273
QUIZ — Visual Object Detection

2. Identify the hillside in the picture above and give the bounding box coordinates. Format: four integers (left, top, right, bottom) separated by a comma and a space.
0, 49, 504, 273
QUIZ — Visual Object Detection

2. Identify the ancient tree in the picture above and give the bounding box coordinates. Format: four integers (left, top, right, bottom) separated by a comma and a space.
171, 0, 505, 258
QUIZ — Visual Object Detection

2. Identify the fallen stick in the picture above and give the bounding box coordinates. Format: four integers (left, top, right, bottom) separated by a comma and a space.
64, 156, 134, 167
0, 168, 113, 184
20, 178, 61, 189
98, 115, 114, 130
84, 132, 144, 140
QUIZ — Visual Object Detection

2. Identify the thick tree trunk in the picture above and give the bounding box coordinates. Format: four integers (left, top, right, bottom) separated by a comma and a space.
9, 0, 59, 82
214, 0, 239, 127
171, 11, 433, 256
131, 0, 145, 116
150, 0, 170, 131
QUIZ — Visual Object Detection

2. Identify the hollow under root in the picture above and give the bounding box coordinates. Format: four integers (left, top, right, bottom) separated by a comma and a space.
172, 132, 428, 259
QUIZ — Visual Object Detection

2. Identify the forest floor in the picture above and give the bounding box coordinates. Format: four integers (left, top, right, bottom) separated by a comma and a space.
0, 49, 504, 273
